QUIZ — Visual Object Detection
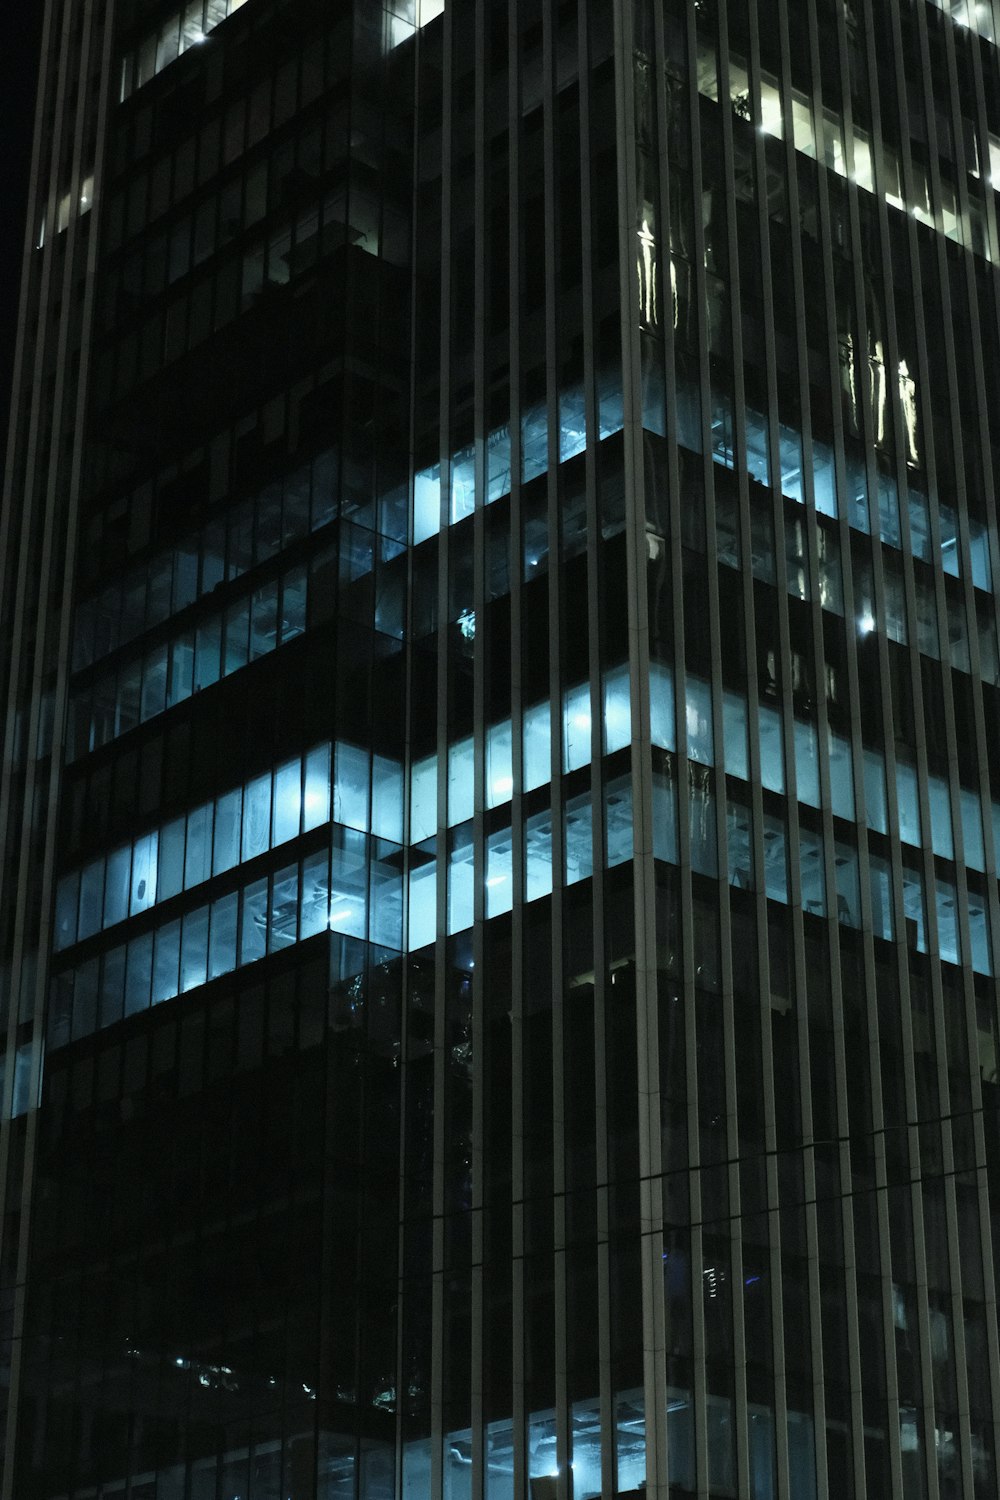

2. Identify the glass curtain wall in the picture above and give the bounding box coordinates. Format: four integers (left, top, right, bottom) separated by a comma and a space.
6, 0, 1000, 1498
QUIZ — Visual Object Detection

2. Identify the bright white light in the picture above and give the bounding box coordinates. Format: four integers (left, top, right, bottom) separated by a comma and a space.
858, 611, 876, 636
491, 776, 514, 800
486, 875, 507, 888
329, 906, 354, 924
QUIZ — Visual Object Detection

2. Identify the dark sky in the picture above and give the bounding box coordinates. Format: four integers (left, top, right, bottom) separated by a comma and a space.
1, 9, 44, 462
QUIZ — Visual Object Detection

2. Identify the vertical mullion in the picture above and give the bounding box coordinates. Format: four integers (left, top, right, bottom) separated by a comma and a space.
471, 1, 489, 1497
431, 8, 456, 1498
613, 0, 667, 1493
508, 9, 527, 1498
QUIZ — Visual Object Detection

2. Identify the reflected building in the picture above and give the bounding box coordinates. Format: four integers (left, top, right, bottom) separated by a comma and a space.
3, 0, 1000, 1497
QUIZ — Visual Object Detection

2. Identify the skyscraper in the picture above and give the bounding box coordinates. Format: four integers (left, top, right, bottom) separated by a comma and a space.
3, 0, 1000, 1496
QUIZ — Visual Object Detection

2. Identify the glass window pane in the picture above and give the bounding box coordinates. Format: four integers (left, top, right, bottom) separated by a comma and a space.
650, 661, 675, 751
722, 688, 748, 780
152, 919, 181, 1004
99, 945, 126, 1031
794, 719, 820, 808
935, 877, 960, 966
372, 754, 404, 844
562, 680, 591, 775
194, 617, 221, 691
961, 787, 985, 871
335, 741, 371, 831
834, 841, 860, 926
486, 826, 514, 917
208, 893, 238, 980
447, 736, 473, 827
242, 773, 272, 860
829, 732, 855, 821
213, 788, 242, 875
486, 721, 513, 808
653, 761, 678, 864
54, 872, 80, 951
685, 676, 713, 766
603, 665, 631, 754
896, 761, 921, 848
159, 817, 186, 900
727, 798, 753, 890
869, 852, 893, 941
168, 633, 195, 707
448, 828, 475, 933
969, 518, 991, 592
72, 959, 99, 1042
762, 810, 788, 903
689, 765, 717, 878
410, 753, 437, 842
408, 854, 437, 950
124, 932, 153, 1016
269, 865, 299, 950
863, 748, 886, 834
329, 827, 368, 939
281, 565, 307, 641
928, 774, 954, 861
180, 906, 209, 992
525, 806, 553, 901
241, 878, 268, 964
939, 504, 960, 578
301, 848, 330, 939
141, 644, 168, 721
758, 704, 783, 792
130, 832, 158, 915
564, 791, 593, 885
185, 803, 213, 888
523, 702, 551, 791
224, 597, 249, 674
273, 757, 302, 844
77, 858, 104, 936
303, 744, 331, 830
800, 827, 825, 916
902, 864, 927, 952
250, 579, 279, 659
103, 844, 131, 928
118, 661, 142, 734
606, 774, 633, 868
969, 899, 991, 976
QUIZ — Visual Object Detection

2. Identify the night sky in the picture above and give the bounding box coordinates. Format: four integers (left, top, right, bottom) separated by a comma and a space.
1, 10, 44, 455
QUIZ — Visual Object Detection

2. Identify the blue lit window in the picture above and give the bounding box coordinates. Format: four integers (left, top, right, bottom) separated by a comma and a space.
563, 684, 592, 772
525, 808, 553, 901
487, 723, 513, 809
603, 665, 631, 755
758, 704, 783, 794
446, 738, 473, 827
523, 702, 551, 792
896, 761, 921, 847
862, 749, 887, 834
131, 833, 158, 915
241, 879, 268, 965
152, 920, 181, 1004
486, 828, 514, 918
800, 828, 825, 916
208, 893, 238, 980
564, 792, 593, 885
180, 907, 209, 992
685, 677, 714, 766
410, 754, 437, 843
448, 828, 475, 934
